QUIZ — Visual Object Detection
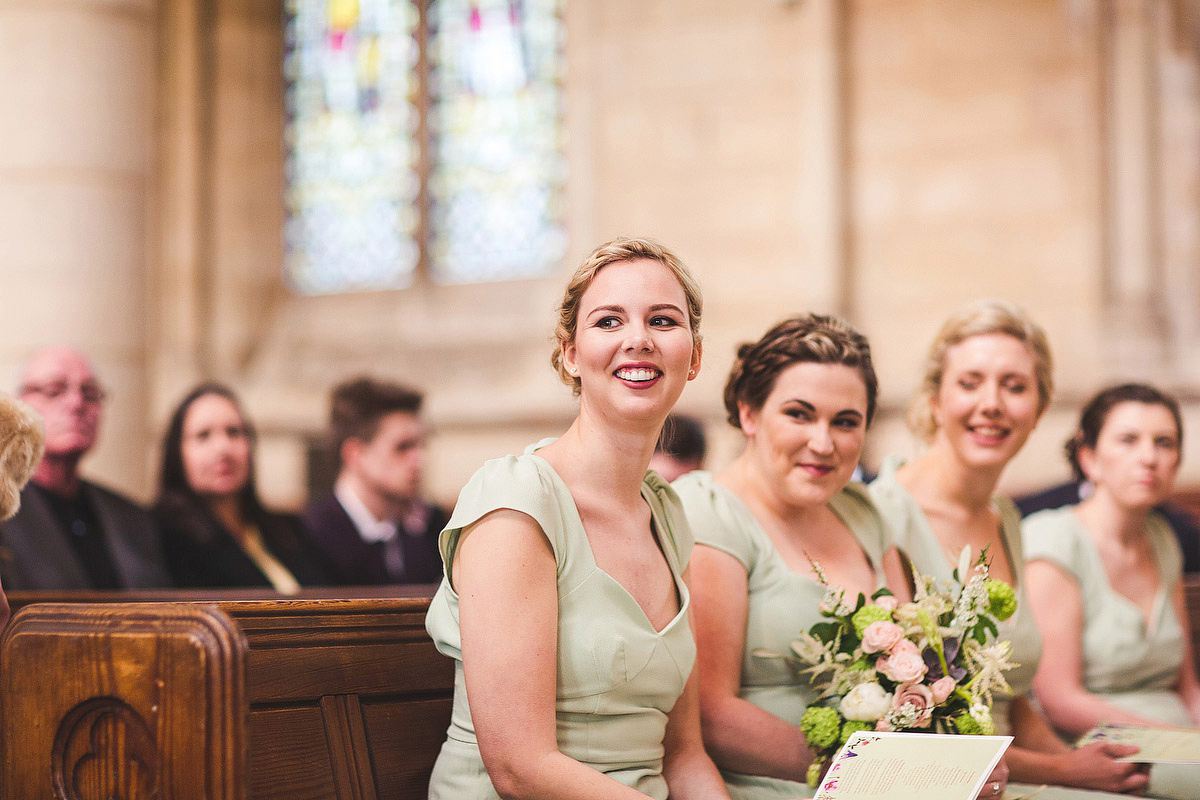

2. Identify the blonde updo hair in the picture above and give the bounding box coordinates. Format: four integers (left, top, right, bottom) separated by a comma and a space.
723, 314, 879, 429
908, 298, 1054, 441
0, 393, 45, 521
551, 237, 702, 395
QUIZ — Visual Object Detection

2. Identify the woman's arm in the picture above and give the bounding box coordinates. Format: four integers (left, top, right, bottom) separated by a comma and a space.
454, 509, 649, 800
660, 566, 734, 800
1025, 558, 1164, 735
691, 544, 815, 782
1004, 695, 1148, 793
1170, 581, 1200, 725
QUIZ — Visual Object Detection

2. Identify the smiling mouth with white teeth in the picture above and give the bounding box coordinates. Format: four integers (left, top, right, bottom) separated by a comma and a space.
615, 367, 662, 382
968, 424, 1009, 439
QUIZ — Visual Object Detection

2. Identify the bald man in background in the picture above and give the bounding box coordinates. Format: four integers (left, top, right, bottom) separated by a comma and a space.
0, 347, 171, 590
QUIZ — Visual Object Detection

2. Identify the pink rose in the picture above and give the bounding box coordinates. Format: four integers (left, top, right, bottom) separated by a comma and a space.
877, 645, 928, 684
893, 682, 934, 728
930, 675, 956, 704
861, 621, 905, 654
875, 595, 898, 612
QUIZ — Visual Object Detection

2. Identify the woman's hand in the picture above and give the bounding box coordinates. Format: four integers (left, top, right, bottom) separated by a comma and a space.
1057, 742, 1149, 795
974, 758, 1008, 799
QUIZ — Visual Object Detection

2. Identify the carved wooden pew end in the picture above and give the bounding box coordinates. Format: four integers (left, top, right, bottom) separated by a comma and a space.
1, 597, 453, 800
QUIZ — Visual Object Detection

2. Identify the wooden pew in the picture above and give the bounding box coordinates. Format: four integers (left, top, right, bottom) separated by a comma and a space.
5, 580, 1200, 799
1, 595, 453, 800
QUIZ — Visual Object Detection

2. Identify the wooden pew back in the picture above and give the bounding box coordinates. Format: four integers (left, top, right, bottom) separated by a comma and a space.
0, 596, 452, 800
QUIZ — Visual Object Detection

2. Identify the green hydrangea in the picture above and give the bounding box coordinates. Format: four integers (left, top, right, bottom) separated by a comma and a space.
800, 706, 842, 750
954, 713, 984, 735
986, 579, 1017, 621
806, 758, 825, 788
840, 719, 874, 744
851, 604, 892, 636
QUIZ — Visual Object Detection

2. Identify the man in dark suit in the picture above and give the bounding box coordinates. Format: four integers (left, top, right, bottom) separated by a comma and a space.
302, 377, 445, 585
0, 347, 171, 589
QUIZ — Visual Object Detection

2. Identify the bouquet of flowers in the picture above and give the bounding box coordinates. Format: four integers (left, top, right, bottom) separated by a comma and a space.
770, 547, 1019, 786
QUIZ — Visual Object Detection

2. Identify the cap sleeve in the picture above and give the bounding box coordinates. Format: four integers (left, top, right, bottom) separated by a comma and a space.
1022, 507, 1085, 583
832, 482, 894, 566
439, 454, 570, 587
672, 471, 759, 572
643, 469, 695, 571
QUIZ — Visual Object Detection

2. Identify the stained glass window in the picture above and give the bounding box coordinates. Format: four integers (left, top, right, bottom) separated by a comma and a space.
429, 0, 567, 283
283, 0, 566, 294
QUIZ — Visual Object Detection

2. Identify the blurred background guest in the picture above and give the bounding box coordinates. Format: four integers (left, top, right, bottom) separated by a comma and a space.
869, 299, 1148, 798
154, 383, 329, 591
303, 376, 445, 585
0, 347, 169, 591
1025, 383, 1200, 799
0, 392, 46, 626
649, 412, 708, 483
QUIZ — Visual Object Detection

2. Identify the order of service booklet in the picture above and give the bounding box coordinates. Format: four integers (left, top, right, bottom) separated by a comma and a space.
812, 731, 1012, 800
1076, 724, 1200, 764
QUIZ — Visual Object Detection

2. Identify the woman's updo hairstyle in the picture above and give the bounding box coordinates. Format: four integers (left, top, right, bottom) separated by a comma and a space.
723, 314, 878, 429
909, 298, 1054, 441
1065, 383, 1183, 482
551, 237, 702, 395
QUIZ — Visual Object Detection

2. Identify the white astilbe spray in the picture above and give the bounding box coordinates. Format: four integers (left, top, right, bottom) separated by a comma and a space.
962, 639, 1017, 709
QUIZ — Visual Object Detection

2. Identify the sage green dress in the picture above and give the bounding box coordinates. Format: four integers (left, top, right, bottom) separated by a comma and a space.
1024, 506, 1198, 800
425, 443, 698, 800
870, 457, 1134, 800
673, 472, 891, 800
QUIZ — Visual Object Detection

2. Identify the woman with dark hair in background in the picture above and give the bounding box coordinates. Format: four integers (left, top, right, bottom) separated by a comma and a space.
1025, 383, 1200, 799
154, 383, 329, 591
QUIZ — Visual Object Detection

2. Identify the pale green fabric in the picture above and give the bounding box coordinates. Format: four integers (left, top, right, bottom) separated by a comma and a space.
1024, 506, 1197, 800
868, 457, 1043, 738
673, 472, 891, 800
870, 458, 1136, 800
424, 441, 697, 800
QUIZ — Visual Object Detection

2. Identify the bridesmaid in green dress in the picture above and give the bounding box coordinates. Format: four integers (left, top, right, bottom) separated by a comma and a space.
424, 238, 731, 800
1025, 384, 1200, 799
868, 299, 1148, 799
674, 314, 914, 800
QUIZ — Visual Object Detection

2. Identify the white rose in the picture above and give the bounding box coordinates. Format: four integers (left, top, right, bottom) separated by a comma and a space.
839, 682, 892, 722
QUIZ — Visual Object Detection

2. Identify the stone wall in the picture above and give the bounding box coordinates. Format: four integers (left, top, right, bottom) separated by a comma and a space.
3, 0, 1198, 508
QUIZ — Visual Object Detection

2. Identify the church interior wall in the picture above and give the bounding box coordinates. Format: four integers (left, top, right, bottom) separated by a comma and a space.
3, 0, 1198, 510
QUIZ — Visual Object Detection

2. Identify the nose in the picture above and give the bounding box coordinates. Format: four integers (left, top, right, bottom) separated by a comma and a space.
623, 324, 654, 353
809, 423, 835, 455
979, 382, 1002, 415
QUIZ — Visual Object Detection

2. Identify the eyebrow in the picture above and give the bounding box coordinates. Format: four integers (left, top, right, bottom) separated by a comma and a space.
783, 399, 864, 418
585, 303, 686, 317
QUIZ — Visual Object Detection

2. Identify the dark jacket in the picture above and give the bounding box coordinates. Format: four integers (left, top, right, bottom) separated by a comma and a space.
0, 481, 172, 590
153, 493, 331, 589
302, 493, 445, 585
